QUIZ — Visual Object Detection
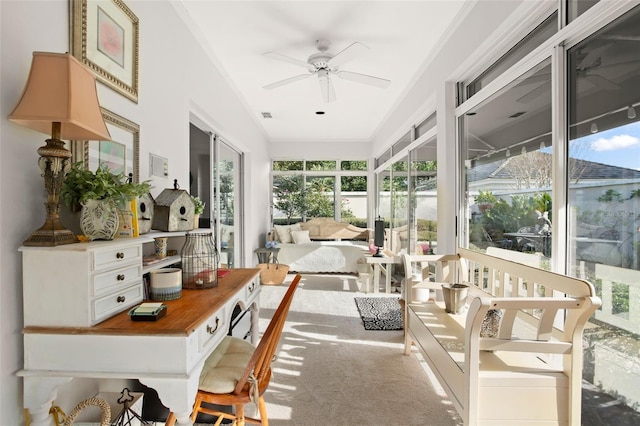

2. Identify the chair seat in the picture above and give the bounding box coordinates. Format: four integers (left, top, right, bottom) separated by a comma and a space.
199, 335, 255, 394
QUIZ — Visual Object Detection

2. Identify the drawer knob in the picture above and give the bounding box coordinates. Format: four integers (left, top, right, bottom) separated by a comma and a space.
117, 295, 126, 303
116, 252, 125, 259
206, 317, 220, 334
249, 282, 256, 293
117, 274, 125, 281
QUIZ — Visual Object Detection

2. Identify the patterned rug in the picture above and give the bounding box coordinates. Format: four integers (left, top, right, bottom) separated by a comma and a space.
354, 297, 403, 330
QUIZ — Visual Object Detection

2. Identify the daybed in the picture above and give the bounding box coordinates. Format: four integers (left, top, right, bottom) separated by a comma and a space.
273, 218, 370, 273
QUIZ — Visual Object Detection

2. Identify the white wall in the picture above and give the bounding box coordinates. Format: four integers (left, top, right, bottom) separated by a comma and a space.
0, 1, 268, 423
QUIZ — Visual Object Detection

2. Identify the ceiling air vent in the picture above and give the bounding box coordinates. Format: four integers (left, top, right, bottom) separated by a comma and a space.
509, 111, 526, 118
261, 112, 272, 119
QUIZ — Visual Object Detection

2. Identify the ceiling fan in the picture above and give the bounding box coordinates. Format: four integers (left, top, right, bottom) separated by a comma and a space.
517, 43, 638, 104
262, 39, 391, 102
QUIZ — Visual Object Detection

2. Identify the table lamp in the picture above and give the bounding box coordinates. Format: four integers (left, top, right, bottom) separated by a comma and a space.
373, 216, 385, 257
9, 52, 111, 246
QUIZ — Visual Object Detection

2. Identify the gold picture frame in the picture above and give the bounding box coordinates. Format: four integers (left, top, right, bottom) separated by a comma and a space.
70, 0, 139, 103
71, 108, 140, 182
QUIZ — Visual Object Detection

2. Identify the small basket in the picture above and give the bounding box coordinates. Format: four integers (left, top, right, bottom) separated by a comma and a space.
258, 262, 289, 285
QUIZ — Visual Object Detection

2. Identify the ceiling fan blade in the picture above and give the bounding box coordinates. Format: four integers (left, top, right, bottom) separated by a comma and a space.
319, 74, 336, 103
585, 73, 621, 90
263, 74, 311, 90
328, 42, 369, 68
516, 81, 551, 104
337, 70, 390, 89
263, 52, 315, 72
578, 44, 612, 69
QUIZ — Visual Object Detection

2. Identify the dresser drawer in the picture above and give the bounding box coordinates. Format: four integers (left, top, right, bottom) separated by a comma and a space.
92, 283, 143, 324
244, 279, 260, 304
92, 264, 143, 296
198, 305, 228, 353
92, 244, 142, 271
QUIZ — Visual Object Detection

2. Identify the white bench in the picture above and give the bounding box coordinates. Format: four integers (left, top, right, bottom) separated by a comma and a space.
402, 248, 601, 425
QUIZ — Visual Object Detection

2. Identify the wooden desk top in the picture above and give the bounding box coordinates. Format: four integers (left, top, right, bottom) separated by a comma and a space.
24, 268, 260, 337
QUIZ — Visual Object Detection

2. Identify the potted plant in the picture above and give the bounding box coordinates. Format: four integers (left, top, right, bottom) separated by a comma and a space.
191, 195, 205, 229
474, 190, 497, 213
61, 162, 151, 240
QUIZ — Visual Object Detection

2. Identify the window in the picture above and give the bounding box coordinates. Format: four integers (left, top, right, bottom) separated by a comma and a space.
271, 159, 368, 226
465, 13, 557, 101
409, 140, 438, 254
215, 140, 242, 268
566, 0, 600, 23
462, 59, 553, 259
567, 7, 640, 339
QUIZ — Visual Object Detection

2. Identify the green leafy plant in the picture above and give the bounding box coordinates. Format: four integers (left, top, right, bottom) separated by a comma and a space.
474, 190, 497, 205
61, 162, 151, 210
191, 196, 205, 215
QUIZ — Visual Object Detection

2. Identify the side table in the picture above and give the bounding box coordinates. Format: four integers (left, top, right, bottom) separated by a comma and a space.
364, 253, 400, 293
254, 247, 280, 264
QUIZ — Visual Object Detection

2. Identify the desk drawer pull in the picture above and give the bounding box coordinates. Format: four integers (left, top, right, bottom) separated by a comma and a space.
117, 295, 126, 303
249, 282, 256, 293
116, 252, 125, 259
117, 274, 125, 281
206, 318, 220, 334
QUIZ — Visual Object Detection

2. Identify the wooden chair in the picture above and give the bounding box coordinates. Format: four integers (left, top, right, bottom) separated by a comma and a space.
166, 273, 301, 426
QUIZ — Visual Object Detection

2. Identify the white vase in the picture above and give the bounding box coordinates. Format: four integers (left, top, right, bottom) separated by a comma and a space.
80, 199, 119, 241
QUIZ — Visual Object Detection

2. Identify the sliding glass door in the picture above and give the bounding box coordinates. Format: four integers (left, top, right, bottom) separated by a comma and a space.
215, 139, 243, 268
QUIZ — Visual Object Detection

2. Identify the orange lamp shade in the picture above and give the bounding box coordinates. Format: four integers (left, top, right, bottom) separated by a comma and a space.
8, 51, 111, 141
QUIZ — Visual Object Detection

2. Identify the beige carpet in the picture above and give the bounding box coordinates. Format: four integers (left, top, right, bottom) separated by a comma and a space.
252, 273, 462, 426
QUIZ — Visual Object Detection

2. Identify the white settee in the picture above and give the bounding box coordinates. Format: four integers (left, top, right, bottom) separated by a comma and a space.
273, 218, 370, 273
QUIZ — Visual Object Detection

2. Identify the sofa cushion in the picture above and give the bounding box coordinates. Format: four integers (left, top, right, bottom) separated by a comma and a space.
291, 230, 312, 244
274, 223, 301, 244
220, 224, 234, 243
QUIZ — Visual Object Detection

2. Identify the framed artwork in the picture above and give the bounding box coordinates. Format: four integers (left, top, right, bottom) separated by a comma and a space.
70, 0, 139, 103
72, 108, 140, 182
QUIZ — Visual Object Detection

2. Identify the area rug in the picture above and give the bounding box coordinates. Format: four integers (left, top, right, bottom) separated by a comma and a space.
354, 297, 403, 330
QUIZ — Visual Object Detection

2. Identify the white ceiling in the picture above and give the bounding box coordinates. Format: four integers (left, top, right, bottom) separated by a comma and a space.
176, 1, 467, 144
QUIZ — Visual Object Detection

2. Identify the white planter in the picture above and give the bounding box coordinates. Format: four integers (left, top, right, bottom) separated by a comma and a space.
80, 199, 119, 241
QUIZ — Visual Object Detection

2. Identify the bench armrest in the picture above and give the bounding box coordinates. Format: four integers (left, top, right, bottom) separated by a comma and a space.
465, 295, 600, 354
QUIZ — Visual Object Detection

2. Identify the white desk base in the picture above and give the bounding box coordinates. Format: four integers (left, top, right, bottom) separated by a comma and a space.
20, 269, 260, 426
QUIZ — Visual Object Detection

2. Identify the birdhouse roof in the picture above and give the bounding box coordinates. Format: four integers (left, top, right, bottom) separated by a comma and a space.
155, 189, 190, 206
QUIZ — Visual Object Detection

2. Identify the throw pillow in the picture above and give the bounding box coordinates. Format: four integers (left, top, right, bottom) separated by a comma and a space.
291, 230, 312, 244
219, 224, 233, 243
480, 309, 502, 338
274, 223, 301, 244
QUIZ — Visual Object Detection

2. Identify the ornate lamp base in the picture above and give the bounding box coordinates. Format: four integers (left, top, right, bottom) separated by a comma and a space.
24, 128, 78, 246
23, 202, 78, 246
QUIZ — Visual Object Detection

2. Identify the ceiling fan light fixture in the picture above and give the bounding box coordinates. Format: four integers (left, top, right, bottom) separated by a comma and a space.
317, 69, 329, 80
263, 39, 389, 102
628, 105, 637, 119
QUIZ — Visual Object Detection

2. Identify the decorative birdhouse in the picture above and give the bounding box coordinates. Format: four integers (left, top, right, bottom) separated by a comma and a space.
152, 180, 195, 232
136, 192, 155, 234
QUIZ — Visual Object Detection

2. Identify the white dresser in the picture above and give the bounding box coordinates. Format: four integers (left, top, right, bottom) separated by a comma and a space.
19, 253, 261, 426
21, 239, 145, 327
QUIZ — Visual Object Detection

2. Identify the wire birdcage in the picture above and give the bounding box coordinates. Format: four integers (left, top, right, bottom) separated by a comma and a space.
181, 231, 219, 289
